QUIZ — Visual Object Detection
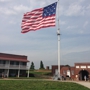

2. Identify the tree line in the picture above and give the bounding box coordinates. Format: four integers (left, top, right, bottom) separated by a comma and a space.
30, 60, 45, 70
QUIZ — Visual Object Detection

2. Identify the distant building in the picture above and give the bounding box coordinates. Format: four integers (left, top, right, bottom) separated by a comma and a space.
52, 63, 90, 81
0, 53, 29, 77
46, 66, 49, 70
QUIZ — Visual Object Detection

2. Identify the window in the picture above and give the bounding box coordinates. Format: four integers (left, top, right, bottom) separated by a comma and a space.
23, 62, 26, 65
71, 70, 74, 75
63, 70, 66, 75
10, 61, 14, 65
16, 62, 19, 65
20, 62, 26, 65
0, 60, 4, 64
76, 66, 79, 68
88, 66, 90, 68
10, 61, 19, 65
67, 70, 70, 77
81, 66, 86, 68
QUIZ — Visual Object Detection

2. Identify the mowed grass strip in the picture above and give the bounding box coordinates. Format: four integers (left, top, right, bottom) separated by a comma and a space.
0, 80, 89, 90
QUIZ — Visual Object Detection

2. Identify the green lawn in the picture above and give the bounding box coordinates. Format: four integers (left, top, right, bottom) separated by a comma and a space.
29, 70, 51, 75
29, 70, 52, 79
0, 80, 89, 90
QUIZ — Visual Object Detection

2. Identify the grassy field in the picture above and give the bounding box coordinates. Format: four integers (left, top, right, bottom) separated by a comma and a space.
29, 70, 52, 79
0, 80, 89, 90
29, 69, 52, 75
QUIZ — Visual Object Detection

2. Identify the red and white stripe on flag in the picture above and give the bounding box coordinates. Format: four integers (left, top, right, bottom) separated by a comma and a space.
21, 2, 57, 33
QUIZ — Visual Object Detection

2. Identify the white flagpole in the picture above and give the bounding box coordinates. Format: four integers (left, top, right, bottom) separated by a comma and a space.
57, 0, 60, 79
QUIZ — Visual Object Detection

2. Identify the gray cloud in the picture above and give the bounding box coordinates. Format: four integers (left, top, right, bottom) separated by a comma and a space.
0, 0, 11, 2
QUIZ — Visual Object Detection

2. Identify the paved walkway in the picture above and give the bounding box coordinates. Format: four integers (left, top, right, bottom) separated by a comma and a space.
61, 80, 90, 89
51, 79, 90, 89
74, 81, 90, 89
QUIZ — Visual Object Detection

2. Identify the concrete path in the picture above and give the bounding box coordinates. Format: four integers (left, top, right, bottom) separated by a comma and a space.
74, 81, 90, 89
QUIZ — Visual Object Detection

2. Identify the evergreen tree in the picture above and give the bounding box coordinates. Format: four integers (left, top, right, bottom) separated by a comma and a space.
30, 62, 35, 70
39, 60, 45, 69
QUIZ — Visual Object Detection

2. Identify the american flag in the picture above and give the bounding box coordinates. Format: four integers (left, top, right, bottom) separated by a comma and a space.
21, 2, 57, 33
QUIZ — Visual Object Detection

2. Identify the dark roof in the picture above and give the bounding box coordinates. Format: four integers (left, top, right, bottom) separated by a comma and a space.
0, 57, 29, 62
75, 62, 90, 65
0, 53, 29, 62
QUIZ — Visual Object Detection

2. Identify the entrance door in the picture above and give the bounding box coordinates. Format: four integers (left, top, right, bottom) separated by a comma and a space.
79, 70, 89, 80
67, 70, 70, 77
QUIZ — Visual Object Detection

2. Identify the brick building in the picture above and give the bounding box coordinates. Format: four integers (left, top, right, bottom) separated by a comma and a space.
52, 63, 90, 80
0, 53, 29, 77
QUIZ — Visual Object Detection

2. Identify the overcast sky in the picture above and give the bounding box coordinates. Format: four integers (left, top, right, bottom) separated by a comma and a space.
0, 0, 90, 69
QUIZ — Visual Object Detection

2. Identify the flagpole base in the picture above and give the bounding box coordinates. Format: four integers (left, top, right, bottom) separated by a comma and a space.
53, 74, 62, 80
53, 69, 62, 80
